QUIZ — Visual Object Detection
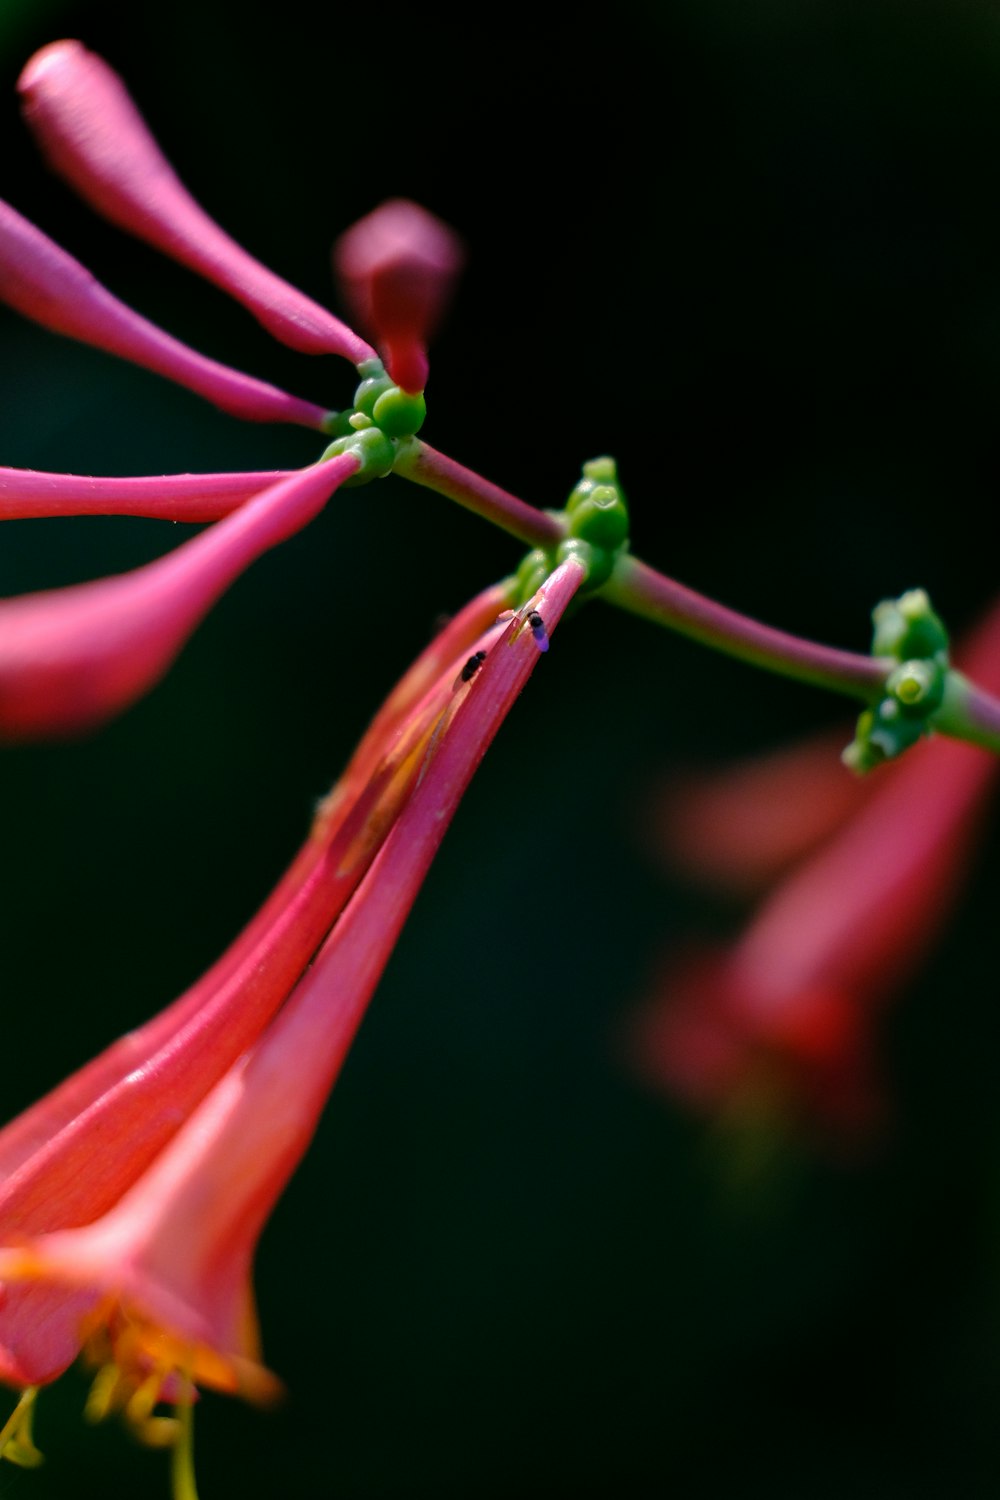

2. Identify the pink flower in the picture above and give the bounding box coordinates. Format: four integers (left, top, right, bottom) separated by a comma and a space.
629, 599, 1000, 1137
0, 559, 584, 1450
334, 198, 464, 393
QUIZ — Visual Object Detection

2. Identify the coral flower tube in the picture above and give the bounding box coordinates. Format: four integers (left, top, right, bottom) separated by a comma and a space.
0, 560, 585, 1401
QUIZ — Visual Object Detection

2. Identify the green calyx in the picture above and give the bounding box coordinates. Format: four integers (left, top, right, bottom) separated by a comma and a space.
319, 359, 427, 483
843, 588, 951, 773
511, 456, 631, 604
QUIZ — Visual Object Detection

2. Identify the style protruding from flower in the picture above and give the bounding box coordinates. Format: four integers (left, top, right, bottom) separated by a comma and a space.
333, 198, 464, 394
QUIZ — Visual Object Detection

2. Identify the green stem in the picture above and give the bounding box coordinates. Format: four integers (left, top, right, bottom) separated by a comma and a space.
602, 553, 891, 700
393, 439, 564, 549
931, 671, 1000, 755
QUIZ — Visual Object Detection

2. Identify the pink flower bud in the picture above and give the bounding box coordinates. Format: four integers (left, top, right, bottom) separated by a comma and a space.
18, 40, 374, 364
334, 199, 464, 392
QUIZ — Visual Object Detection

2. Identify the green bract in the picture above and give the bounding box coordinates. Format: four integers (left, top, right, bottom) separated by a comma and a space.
843, 589, 952, 774
509, 456, 631, 603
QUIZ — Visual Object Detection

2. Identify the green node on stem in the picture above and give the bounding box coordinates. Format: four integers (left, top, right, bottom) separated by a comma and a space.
350, 359, 427, 438
871, 588, 949, 662
321, 424, 397, 484
560, 456, 630, 592
843, 587, 951, 773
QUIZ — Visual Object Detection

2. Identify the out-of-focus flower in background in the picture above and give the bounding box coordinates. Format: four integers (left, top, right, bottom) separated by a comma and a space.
629, 597, 1000, 1141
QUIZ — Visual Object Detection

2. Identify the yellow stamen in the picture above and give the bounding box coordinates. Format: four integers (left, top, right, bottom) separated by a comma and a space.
0, 1385, 44, 1468
84, 1360, 131, 1423
125, 1368, 171, 1427
170, 1362, 200, 1500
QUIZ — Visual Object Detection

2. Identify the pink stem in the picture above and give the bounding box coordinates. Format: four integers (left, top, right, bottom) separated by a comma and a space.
394, 440, 565, 548
605, 554, 891, 698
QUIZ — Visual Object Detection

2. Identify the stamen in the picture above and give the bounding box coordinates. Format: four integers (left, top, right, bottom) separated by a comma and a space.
170, 1364, 200, 1500
126, 1369, 170, 1429
84, 1361, 130, 1424
0, 1385, 44, 1468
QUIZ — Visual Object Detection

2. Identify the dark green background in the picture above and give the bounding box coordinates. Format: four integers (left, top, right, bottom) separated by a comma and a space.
3, 0, 1000, 1495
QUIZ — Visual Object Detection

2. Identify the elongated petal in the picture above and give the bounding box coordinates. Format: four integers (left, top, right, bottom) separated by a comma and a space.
19, 41, 374, 364
0, 559, 586, 1394
0, 199, 329, 428
0, 466, 296, 521
0, 452, 357, 739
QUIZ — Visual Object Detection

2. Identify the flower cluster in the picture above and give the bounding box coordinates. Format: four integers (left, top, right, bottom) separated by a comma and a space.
0, 39, 461, 741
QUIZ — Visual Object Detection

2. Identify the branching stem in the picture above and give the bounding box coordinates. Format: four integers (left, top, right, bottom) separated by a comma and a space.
393, 440, 565, 549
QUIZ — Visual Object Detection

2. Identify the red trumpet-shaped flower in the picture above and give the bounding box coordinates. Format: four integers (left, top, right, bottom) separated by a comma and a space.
0, 558, 584, 1475
630, 598, 1000, 1137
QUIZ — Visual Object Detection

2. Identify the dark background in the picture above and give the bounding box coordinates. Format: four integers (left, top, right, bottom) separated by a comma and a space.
3, 0, 1000, 1495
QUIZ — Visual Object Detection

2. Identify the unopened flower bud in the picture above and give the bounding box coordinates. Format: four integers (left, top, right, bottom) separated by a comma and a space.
333, 199, 464, 393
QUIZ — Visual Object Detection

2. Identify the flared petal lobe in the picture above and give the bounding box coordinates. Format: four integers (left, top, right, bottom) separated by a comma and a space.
18, 40, 374, 364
